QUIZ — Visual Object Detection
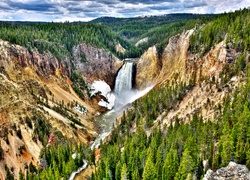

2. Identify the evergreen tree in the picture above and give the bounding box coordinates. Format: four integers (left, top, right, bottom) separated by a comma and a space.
121, 163, 128, 180
162, 149, 179, 180
175, 149, 195, 180
142, 156, 157, 180
115, 161, 122, 180
132, 167, 140, 180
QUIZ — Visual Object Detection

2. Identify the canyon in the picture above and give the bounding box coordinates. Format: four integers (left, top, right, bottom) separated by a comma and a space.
0, 19, 248, 179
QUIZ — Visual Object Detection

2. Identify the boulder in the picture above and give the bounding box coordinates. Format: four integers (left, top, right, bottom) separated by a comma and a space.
203, 162, 250, 180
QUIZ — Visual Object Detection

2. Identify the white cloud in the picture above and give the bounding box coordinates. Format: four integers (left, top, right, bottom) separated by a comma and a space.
0, 0, 249, 22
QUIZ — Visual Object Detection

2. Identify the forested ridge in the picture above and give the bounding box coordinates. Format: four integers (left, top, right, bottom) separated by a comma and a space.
189, 8, 250, 54
91, 77, 250, 180
90, 8, 250, 180
0, 13, 215, 60
0, 22, 135, 59
91, 13, 216, 54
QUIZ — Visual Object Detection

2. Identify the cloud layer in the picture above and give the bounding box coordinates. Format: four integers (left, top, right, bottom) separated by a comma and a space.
0, 0, 249, 22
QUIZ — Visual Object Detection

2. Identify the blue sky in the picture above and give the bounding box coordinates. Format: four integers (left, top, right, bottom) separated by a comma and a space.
0, 0, 249, 22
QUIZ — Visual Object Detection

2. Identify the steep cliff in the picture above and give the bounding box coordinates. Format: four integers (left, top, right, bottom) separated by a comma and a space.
135, 46, 161, 89
0, 40, 99, 179
135, 28, 241, 124
136, 29, 237, 89
157, 29, 195, 85
0, 36, 126, 178
72, 43, 123, 88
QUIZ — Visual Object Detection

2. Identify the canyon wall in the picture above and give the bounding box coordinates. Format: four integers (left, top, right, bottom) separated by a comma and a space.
136, 29, 237, 89
72, 43, 123, 88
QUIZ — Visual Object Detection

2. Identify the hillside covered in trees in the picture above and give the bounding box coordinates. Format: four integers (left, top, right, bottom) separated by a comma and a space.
91, 13, 216, 55
90, 8, 250, 180
0, 8, 250, 180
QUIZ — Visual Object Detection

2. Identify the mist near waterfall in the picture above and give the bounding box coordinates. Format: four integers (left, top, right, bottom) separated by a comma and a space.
90, 60, 154, 149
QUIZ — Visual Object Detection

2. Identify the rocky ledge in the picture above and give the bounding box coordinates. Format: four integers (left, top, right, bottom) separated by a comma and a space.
203, 162, 250, 180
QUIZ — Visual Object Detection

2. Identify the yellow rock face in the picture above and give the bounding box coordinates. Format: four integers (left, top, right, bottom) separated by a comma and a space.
136, 46, 161, 90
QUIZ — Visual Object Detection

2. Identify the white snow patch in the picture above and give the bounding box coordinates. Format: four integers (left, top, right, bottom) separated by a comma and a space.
91, 80, 116, 109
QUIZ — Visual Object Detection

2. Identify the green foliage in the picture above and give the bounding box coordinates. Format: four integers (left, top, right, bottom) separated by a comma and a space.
3, 9, 250, 180
121, 163, 128, 180
142, 157, 157, 180
32, 113, 51, 146
25, 116, 33, 129
162, 149, 179, 180
92, 14, 215, 55
5, 165, 14, 180
19, 170, 25, 180
52, 103, 83, 126
71, 71, 88, 100
189, 8, 250, 54
0, 22, 134, 59
175, 149, 195, 180
28, 142, 92, 179
92, 41, 250, 179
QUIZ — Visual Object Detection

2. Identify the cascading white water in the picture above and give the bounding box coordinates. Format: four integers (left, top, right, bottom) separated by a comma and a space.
90, 60, 153, 150
114, 61, 134, 109
70, 60, 153, 178
114, 61, 133, 95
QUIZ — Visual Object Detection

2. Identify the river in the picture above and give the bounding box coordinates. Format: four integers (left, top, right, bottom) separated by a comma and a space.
69, 60, 153, 179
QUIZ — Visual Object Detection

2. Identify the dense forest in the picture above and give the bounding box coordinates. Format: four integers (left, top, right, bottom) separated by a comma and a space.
91, 14, 216, 54
189, 8, 250, 55
1, 8, 250, 180
0, 14, 215, 61
91, 71, 250, 180
90, 8, 250, 180
0, 22, 136, 59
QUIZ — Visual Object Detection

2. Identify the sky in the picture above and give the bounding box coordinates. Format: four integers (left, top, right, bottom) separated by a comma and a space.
0, 0, 249, 22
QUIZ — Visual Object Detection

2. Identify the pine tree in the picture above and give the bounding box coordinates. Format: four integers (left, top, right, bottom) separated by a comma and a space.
162, 149, 179, 180
121, 163, 128, 180
175, 149, 195, 180
142, 157, 156, 180
115, 161, 122, 180
220, 132, 234, 166
132, 167, 140, 180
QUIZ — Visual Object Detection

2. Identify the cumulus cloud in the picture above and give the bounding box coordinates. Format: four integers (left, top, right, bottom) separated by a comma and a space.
0, 0, 249, 22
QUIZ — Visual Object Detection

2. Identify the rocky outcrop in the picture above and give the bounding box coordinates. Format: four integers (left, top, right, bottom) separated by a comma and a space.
135, 30, 196, 89
72, 43, 123, 88
135, 46, 161, 89
0, 40, 71, 82
136, 29, 241, 126
115, 43, 126, 54
135, 37, 148, 47
157, 29, 194, 85
136, 29, 238, 89
203, 162, 250, 180
0, 40, 98, 179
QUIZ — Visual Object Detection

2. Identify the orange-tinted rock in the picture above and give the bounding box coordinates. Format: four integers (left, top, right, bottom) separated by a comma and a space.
135, 46, 161, 90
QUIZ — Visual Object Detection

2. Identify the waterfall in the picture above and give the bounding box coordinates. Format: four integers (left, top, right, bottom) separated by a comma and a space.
114, 61, 133, 95
114, 61, 133, 109
90, 60, 154, 150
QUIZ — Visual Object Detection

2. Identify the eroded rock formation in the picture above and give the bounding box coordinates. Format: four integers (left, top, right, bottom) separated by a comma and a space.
0, 40, 99, 179
135, 29, 238, 89
135, 45, 161, 89
72, 43, 123, 88
203, 162, 250, 180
